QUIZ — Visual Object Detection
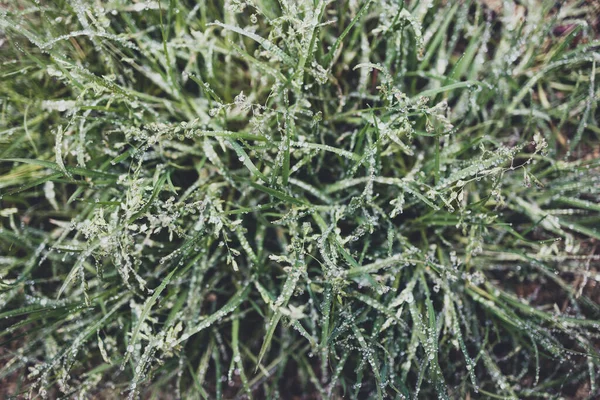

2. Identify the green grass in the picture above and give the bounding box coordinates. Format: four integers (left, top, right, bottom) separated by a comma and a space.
1, 0, 599, 398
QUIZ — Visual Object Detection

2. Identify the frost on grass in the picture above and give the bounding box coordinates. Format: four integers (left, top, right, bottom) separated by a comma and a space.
1, 0, 600, 399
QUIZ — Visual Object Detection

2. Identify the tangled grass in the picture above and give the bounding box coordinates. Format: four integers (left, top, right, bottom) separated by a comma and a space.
1, 0, 599, 398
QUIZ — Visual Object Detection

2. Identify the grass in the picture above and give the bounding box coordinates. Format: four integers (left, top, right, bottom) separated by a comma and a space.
0, 0, 599, 398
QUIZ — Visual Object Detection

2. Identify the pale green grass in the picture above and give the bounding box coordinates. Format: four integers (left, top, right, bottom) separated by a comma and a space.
1, 0, 599, 399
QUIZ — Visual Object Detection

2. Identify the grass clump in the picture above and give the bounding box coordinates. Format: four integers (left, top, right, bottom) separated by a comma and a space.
1, 0, 600, 398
